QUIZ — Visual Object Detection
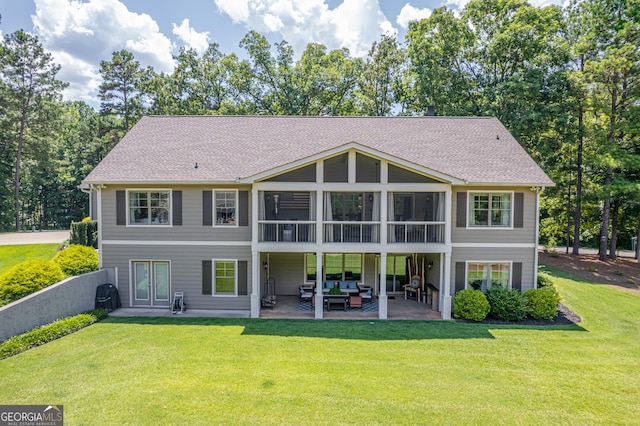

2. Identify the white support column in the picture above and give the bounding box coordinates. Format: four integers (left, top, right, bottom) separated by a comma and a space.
380, 189, 387, 246
378, 252, 388, 319
250, 251, 260, 318
444, 188, 452, 246
380, 161, 388, 184
251, 189, 259, 246
348, 150, 356, 184
315, 250, 323, 319
442, 252, 452, 319
316, 190, 323, 245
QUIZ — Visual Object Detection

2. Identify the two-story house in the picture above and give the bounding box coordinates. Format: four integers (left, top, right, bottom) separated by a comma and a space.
81, 116, 553, 319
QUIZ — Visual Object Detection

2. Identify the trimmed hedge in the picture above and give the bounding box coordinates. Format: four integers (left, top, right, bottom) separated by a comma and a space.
0, 309, 108, 359
486, 285, 527, 321
0, 260, 64, 305
70, 220, 98, 248
453, 289, 490, 321
53, 244, 99, 276
524, 287, 561, 320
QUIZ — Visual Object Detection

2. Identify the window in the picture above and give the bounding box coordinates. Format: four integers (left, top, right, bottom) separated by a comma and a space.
327, 193, 363, 221
469, 192, 511, 227
128, 190, 170, 225
467, 262, 510, 291
305, 253, 362, 282
215, 190, 237, 225
214, 260, 237, 295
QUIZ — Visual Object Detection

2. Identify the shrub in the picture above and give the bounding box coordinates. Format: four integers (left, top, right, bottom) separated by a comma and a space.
0, 260, 64, 305
537, 272, 554, 288
0, 309, 108, 360
524, 287, 561, 320
486, 285, 527, 321
453, 289, 490, 322
53, 244, 99, 276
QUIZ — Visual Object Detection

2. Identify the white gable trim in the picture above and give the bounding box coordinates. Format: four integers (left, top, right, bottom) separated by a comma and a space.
239, 142, 465, 185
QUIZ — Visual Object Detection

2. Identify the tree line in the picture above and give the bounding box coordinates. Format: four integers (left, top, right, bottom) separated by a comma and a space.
1, 0, 639, 260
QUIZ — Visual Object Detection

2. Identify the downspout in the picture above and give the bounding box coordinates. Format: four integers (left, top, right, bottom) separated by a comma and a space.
78, 184, 104, 268
533, 187, 544, 288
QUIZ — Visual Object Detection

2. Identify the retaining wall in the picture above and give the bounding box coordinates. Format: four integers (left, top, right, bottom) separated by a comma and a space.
0, 268, 116, 342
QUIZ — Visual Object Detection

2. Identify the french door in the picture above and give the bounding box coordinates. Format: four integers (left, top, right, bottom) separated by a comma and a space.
132, 261, 170, 306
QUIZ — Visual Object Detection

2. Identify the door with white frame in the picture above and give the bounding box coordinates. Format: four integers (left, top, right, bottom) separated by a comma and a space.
131, 261, 171, 307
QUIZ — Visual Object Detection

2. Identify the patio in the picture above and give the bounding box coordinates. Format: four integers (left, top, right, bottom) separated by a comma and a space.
260, 295, 443, 320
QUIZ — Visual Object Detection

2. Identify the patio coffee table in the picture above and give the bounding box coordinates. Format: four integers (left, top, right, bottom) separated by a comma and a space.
325, 295, 348, 311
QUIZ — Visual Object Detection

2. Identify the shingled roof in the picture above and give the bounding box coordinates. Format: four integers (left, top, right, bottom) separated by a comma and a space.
82, 115, 553, 186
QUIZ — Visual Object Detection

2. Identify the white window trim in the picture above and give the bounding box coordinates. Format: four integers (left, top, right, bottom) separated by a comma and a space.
466, 191, 514, 230
212, 259, 238, 297
213, 189, 239, 228
465, 261, 513, 290
304, 253, 364, 284
130, 260, 171, 304
126, 189, 172, 227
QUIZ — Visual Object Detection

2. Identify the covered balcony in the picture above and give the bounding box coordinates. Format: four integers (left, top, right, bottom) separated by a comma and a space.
257, 190, 446, 244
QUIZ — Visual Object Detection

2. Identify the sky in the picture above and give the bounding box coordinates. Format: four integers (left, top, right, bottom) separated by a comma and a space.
0, 0, 560, 108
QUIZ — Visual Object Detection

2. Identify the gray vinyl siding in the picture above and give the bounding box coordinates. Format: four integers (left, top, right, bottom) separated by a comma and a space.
101, 185, 252, 242
449, 247, 536, 297
267, 253, 306, 295
104, 244, 252, 310
451, 186, 537, 244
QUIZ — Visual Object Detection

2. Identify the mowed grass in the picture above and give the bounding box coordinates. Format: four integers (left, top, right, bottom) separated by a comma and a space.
1, 266, 639, 425
0, 243, 60, 276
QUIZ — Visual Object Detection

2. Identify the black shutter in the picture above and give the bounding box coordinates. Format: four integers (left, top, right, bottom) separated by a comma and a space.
512, 262, 522, 291
239, 191, 249, 226
237, 260, 248, 295
455, 262, 466, 294
172, 190, 182, 226
203, 190, 212, 226
456, 192, 466, 227
514, 192, 524, 228
116, 190, 126, 225
202, 260, 212, 295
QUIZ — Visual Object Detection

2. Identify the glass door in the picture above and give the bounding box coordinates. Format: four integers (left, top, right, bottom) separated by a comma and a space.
132, 261, 171, 306
386, 255, 407, 294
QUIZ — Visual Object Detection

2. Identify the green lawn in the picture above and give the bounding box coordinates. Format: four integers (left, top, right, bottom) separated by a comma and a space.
0, 266, 638, 425
0, 243, 60, 276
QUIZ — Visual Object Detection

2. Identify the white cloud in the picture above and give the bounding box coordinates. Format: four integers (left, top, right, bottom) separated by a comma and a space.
214, 0, 395, 57
214, 0, 250, 23
397, 3, 432, 28
172, 19, 210, 54
32, 0, 174, 105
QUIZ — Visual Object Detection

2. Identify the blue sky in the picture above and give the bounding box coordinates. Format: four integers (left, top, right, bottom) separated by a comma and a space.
0, 0, 557, 107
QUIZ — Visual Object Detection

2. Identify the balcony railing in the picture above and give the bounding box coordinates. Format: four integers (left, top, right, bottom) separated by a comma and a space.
323, 222, 380, 243
258, 221, 445, 244
259, 221, 316, 242
388, 222, 445, 243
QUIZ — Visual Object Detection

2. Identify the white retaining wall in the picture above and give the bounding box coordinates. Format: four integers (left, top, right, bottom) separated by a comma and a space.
0, 268, 116, 342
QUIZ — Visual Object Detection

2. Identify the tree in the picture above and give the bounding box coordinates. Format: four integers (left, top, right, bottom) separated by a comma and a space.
98, 50, 144, 131
574, 0, 640, 260
357, 35, 406, 116
0, 30, 67, 231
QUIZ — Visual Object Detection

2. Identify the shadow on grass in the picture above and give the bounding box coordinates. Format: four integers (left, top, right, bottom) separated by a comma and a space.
100, 316, 586, 341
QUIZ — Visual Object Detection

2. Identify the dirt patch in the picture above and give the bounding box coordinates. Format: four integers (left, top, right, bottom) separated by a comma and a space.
539, 250, 640, 295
